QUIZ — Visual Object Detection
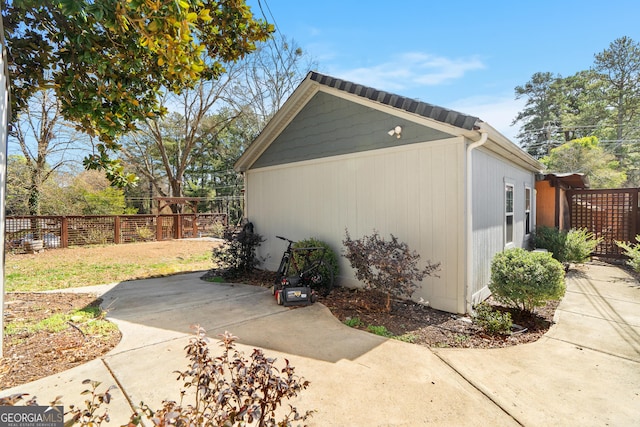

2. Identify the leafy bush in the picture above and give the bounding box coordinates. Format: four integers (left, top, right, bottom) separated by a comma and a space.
210, 220, 226, 238
3, 328, 313, 427
291, 237, 340, 291
83, 227, 111, 245
533, 226, 601, 263
489, 248, 566, 313
212, 222, 264, 278
532, 226, 567, 261
565, 228, 602, 263
473, 302, 513, 335
342, 229, 440, 312
135, 225, 154, 241
616, 236, 640, 272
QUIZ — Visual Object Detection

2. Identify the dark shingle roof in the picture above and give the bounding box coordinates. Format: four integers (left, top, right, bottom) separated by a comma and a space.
309, 71, 480, 131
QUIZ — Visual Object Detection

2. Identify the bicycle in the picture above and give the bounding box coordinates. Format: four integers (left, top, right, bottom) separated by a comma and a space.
272, 235, 335, 305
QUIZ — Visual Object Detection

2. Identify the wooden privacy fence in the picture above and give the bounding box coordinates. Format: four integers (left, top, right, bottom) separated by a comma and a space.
567, 188, 640, 257
5, 213, 227, 252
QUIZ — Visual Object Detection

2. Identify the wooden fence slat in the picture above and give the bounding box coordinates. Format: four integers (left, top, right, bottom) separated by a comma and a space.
5, 213, 227, 253
567, 188, 639, 258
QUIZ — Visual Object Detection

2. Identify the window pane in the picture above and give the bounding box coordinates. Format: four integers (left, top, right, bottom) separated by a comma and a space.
525, 188, 531, 210
506, 215, 514, 243
506, 185, 514, 213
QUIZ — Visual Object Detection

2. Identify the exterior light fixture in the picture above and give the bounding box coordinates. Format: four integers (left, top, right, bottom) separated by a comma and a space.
388, 125, 402, 138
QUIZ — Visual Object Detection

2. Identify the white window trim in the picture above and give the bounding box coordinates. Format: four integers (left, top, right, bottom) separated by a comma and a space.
524, 185, 532, 236
505, 181, 515, 248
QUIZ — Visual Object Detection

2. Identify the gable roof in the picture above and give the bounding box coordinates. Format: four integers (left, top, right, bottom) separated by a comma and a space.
235, 71, 542, 172
307, 72, 479, 131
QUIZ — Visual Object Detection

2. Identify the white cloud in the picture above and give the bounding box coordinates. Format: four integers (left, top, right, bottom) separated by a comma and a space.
449, 95, 526, 141
333, 52, 485, 91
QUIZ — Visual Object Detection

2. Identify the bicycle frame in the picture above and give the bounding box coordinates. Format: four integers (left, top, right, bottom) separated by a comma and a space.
274, 235, 326, 286
273, 235, 333, 305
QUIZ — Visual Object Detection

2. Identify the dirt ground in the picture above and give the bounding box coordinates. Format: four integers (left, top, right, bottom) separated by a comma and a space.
231, 269, 558, 348
1, 293, 121, 390
3, 243, 559, 391
2, 239, 215, 391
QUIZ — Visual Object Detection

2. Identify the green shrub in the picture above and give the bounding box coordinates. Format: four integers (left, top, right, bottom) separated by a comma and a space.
532, 226, 567, 262
473, 302, 513, 335
565, 228, 602, 263
489, 248, 566, 313
533, 226, 601, 264
210, 220, 226, 238
135, 225, 154, 241
291, 237, 339, 291
342, 229, 440, 312
616, 236, 640, 272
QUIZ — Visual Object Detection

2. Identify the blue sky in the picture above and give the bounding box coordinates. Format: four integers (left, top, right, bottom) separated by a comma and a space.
247, 0, 640, 141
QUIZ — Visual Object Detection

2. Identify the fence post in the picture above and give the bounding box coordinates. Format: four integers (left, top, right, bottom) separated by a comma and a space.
114, 216, 121, 244
192, 214, 198, 237
632, 189, 638, 241
175, 214, 182, 239
61, 217, 68, 248
156, 216, 163, 241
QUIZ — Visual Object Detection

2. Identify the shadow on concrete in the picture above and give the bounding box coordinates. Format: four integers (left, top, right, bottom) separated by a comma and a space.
99, 271, 385, 363
564, 266, 640, 361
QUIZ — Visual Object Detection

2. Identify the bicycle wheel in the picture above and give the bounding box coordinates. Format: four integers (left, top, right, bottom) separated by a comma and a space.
317, 260, 335, 296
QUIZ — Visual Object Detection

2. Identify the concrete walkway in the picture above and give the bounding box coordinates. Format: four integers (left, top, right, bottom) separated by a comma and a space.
2, 263, 639, 426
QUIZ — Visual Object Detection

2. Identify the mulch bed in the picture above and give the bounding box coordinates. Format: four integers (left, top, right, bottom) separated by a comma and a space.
1, 293, 121, 391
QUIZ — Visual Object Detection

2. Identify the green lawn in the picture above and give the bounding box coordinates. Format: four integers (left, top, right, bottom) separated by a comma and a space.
5, 240, 216, 292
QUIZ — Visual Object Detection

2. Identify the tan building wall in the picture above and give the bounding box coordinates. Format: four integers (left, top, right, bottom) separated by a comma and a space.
246, 138, 465, 313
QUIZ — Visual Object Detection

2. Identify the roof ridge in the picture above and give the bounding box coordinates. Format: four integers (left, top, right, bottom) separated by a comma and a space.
308, 71, 480, 130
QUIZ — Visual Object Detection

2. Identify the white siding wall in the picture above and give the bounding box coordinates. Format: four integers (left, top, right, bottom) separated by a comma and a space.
469, 147, 536, 306
246, 138, 466, 313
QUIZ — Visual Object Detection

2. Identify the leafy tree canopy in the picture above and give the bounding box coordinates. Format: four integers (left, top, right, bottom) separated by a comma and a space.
513, 37, 640, 159
3, 0, 273, 186
541, 136, 627, 188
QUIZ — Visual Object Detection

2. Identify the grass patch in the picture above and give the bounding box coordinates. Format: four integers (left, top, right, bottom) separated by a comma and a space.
5, 304, 117, 338
393, 333, 418, 343
366, 325, 394, 337
5, 240, 215, 292
343, 318, 415, 342
343, 317, 364, 328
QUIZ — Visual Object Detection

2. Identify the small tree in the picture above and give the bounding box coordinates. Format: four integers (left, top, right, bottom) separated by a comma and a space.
490, 248, 565, 314
342, 229, 439, 312
212, 222, 264, 278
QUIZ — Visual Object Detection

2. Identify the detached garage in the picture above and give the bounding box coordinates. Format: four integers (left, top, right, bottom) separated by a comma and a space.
235, 72, 542, 314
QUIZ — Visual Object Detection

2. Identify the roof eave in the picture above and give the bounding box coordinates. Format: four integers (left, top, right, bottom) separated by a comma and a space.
234, 77, 319, 172
479, 121, 544, 172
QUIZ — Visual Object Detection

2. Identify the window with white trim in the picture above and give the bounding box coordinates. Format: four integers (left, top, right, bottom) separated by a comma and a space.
525, 187, 532, 236
505, 184, 514, 245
